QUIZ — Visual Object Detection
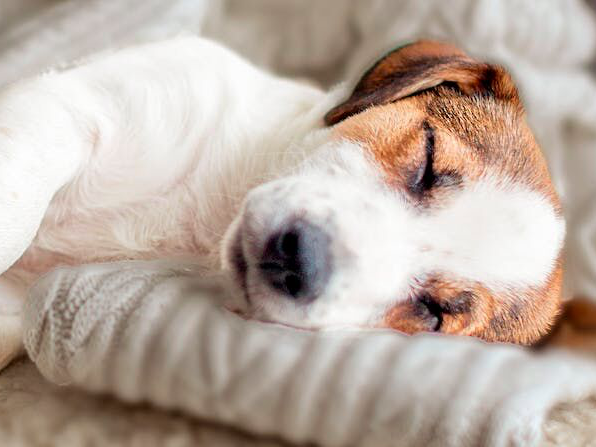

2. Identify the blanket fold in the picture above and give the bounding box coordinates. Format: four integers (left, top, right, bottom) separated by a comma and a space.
23, 261, 596, 447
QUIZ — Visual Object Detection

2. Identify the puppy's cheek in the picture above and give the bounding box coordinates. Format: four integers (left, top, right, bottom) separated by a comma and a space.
439, 312, 475, 335
457, 287, 532, 344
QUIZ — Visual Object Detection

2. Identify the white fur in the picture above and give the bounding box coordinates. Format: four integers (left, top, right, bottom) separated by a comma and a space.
0, 36, 564, 365
418, 177, 566, 290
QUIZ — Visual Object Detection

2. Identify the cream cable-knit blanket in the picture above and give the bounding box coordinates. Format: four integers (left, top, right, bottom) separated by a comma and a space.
2, 0, 596, 446
21, 261, 596, 447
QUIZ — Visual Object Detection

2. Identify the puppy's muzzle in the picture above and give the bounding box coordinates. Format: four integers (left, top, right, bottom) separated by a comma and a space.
259, 220, 332, 300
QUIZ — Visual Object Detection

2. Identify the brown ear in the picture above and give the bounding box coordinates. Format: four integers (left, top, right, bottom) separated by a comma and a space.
325, 40, 520, 125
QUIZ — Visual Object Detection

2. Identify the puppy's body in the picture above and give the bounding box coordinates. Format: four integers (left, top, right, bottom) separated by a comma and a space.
0, 37, 564, 368
6, 38, 326, 274
0, 38, 334, 366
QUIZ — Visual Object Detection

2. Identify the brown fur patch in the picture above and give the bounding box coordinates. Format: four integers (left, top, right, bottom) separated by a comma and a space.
325, 40, 520, 125
382, 260, 562, 344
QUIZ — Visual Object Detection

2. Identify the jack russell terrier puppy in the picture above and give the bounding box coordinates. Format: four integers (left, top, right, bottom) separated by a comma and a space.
0, 37, 565, 369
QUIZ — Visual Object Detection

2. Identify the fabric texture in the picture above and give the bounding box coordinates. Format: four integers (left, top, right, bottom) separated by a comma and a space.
21, 261, 596, 447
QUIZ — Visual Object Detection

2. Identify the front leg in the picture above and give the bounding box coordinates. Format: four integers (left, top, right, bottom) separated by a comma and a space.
0, 36, 243, 272
0, 78, 92, 272
0, 38, 218, 367
0, 37, 226, 367
0, 76, 93, 367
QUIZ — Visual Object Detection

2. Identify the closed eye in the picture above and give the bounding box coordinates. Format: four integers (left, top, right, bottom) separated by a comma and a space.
415, 291, 473, 332
417, 293, 443, 331
409, 121, 437, 195
408, 121, 461, 196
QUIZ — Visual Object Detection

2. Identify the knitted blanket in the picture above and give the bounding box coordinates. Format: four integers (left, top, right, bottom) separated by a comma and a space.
1, 1, 596, 446
20, 262, 596, 447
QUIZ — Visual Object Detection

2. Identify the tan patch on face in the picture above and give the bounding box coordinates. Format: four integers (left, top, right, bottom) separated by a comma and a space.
381, 259, 563, 344
332, 87, 559, 208
425, 89, 560, 209
332, 99, 426, 189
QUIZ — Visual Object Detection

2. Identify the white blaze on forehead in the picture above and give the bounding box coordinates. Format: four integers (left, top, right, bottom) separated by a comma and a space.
418, 177, 565, 291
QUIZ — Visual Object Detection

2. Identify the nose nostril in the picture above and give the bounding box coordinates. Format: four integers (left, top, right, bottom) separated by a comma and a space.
284, 274, 302, 297
259, 220, 331, 300
279, 231, 299, 257
269, 272, 303, 298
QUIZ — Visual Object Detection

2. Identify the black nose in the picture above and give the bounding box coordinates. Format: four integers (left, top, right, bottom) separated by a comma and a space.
259, 220, 331, 299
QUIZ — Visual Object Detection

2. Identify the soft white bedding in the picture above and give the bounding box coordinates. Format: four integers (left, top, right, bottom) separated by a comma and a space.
19, 261, 596, 447
1, 1, 596, 446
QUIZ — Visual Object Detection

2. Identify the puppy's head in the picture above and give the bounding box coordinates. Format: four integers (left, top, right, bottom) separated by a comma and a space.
224, 40, 565, 344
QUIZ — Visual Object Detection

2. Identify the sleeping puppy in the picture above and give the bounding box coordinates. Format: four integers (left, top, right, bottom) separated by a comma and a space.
0, 37, 564, 368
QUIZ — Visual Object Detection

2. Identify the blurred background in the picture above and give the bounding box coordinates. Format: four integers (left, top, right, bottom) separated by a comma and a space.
0, 0, 595, 299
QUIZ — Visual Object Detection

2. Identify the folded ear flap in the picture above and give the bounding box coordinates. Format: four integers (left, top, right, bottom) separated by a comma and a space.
325, 40, 520, 125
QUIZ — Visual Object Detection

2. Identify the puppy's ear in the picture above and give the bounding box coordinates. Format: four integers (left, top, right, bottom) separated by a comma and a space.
325, 40, 520, 125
